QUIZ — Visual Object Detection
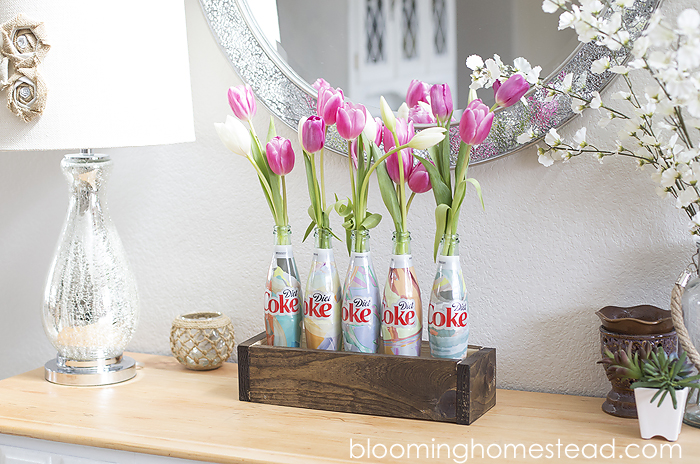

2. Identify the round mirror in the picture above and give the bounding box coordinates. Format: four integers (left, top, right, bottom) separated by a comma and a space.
201, 0, 661, 164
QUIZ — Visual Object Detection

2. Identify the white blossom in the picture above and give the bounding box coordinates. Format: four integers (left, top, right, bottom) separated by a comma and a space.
545, 128, 562, 146
590, 91, 602, 109
610, 65, 629, 75
660, 167, 679, 188
677, 188, 699, 208
591, 57, 610, 74
517, 128, 536, 144
542, 0, 565, 14
573, 127, 587, 149
465, 54, 484, 71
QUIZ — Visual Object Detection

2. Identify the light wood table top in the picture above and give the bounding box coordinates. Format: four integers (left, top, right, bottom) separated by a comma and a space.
0, 353, 698, 463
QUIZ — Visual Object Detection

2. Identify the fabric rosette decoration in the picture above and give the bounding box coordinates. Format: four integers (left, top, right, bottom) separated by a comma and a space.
0, 13, 50, 122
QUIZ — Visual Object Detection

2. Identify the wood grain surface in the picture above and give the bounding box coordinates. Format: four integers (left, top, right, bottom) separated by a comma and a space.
0, 353, 698, 463
239, 332, 496, 424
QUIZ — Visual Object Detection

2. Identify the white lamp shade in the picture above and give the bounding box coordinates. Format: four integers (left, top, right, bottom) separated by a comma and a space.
0, 1, 195, 151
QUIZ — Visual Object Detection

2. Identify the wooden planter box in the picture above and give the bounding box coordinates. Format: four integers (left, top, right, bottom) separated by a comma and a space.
237, 332, 496, 425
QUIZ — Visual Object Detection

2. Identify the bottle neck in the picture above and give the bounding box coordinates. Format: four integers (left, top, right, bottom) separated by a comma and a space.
61, 153, 112, 216
351, 230, 371, 254
438, 233, 460, 257
392, 231, 411, 255
314, 227, 332, 249
273, 225, 292, 246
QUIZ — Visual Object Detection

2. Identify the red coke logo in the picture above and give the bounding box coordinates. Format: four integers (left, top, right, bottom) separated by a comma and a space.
304, 292, 333, 318
428, 302, 468, 328
343, 297, 372, 324
382, 300, 416, 327
265, 288, 299, 314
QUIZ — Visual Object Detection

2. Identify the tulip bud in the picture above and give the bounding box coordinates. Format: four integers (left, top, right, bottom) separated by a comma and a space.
407, 163, 432, 193
312, 78, 331, 92
317, 85, 345, 125
373, 117, 384, 146
409, 101, 435, 124
266, 136, 295, 176
301, 115, 326, 153
362, 107, 378, 143
336, 101, 367, 140
406, 79, 430, 108
493, 74, 530, 108
215, 115, 252, 158
380, 96, 396, 133
459, 99, 494, 146
384, 119, 415, 184
408, 127, 446, 150
397, 102, 410, 121
429, 83, 453, 124
227, 84, 257, 121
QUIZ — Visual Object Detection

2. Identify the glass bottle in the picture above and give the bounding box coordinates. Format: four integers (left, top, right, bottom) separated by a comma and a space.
680, 236, 700, 427
428, 234, 469, 359
304, 228, 342, 350
341, 230, 381, 353
42, 153, 139, 363
264, 225, 303, 347
381, 231, 422, 356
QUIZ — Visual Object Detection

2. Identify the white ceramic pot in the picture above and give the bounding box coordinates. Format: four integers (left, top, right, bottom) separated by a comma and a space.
634, 387, 690, 441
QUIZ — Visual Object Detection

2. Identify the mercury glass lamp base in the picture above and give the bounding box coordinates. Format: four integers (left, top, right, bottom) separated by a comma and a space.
44, 355, 136, 386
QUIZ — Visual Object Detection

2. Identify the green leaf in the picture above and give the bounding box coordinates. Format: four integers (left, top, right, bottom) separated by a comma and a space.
434, 204, 450, 261
361, 213, 382, 230
439, 120, 452, 190
303, 219, 316, 242
465, 178, 485, 210
303, 153, 321, 223
455, 142, 471, 184
266, 116, 276, 144
334, 198, 354, 217
376, 162, 402, 231
451, 180, 467, 219
414, 154, 451, 206
307, 205, 315, 221
345, 227, 352, 256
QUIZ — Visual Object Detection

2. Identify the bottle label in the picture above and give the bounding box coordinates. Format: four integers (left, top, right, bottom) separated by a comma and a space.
265, 288, 300, 315
342, 258, 381, 353
382, 299, 418, 327
265, 255, 302, 348
428, 301, 468, 328
304, 292, 335, 319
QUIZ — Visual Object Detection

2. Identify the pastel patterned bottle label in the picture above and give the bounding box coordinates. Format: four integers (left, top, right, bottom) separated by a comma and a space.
305, 250, 342, 350
342, 253, 380, 353
264, 246, 302, 347
382, 258, 422, 356
428, 256, 469, 358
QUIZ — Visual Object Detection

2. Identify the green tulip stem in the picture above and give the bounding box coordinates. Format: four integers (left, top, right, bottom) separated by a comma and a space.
406, 191, 416, 214
320, 126, 328, 210
310, 152, 323, 223
358, 142, 412, 204
281, 175, 288, 225
348, 140, 357, 206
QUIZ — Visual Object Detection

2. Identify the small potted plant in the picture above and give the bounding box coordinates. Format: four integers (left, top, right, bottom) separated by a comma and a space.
600, 344, 700, 441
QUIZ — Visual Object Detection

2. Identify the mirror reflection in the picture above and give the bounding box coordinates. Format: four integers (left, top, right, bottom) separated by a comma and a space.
248, 0, 578, 109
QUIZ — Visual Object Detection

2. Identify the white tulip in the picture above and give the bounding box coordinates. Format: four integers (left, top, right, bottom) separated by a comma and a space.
380, 96, 396, 133
215, 115, 251, 158
408, 127, 446, 150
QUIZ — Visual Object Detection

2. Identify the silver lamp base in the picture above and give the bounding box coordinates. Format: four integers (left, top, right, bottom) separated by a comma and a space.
44, 355, 136, 386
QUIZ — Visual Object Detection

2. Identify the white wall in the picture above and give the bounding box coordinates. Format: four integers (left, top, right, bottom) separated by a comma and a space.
0, 0, 693, 397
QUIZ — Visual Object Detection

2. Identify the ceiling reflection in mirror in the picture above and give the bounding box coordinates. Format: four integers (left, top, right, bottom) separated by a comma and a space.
247, 0, 578, 110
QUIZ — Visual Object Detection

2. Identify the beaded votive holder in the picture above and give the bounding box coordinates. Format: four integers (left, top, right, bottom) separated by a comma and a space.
170, 312, 235, 370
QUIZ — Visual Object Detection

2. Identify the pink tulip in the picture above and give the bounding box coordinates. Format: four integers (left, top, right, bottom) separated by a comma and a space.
374, 117, 384, 145
266, 136, 295, 176
430, 83, 453, 124
493, 74, 530, 108
336, 102, 367, 140
312, 78, 331, 92
317, 85, 345, 125
228, 84, 257, 121
459, 99, 494, 146
384, 119, 415, 184
350, 138, 360, 169
301, 116, 326, 153
407, 163, 432, 193
406, 79, 430, 108
409, 103, 436, 124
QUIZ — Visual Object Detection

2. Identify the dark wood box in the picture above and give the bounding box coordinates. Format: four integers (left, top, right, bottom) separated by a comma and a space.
237, 332, 496, 425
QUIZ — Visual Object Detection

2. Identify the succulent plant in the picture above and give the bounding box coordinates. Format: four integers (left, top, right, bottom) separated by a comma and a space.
599, 344, 700, 409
